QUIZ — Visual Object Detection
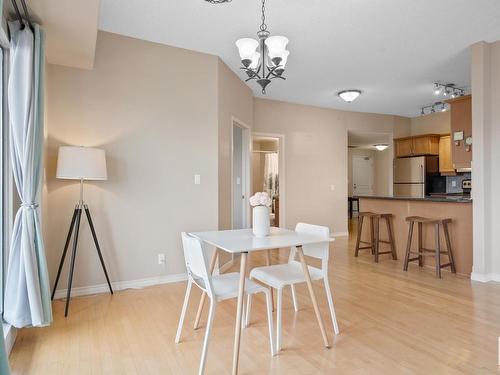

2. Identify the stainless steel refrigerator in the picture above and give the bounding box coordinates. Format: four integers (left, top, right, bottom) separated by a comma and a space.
393, 156, 439, 198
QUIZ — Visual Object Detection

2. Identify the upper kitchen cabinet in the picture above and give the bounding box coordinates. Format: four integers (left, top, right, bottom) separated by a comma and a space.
394, 134, 440, 158
446, 95, 472, 170
439, 135, 455, 175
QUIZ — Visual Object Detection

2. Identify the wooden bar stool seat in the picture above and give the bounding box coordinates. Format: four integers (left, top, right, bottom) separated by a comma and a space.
355, 212, 397, 263
403, 216, 456, 278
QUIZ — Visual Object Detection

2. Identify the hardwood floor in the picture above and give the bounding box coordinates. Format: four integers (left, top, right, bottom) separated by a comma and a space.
9, 220, 500, 374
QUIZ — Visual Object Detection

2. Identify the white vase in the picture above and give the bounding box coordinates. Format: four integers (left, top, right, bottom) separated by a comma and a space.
252, 205, 270, 237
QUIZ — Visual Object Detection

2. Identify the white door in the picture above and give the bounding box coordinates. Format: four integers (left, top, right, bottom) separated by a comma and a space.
352, 155, 374, 196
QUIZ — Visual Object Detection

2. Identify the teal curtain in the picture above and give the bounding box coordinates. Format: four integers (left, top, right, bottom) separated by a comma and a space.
3, 20, 52, 329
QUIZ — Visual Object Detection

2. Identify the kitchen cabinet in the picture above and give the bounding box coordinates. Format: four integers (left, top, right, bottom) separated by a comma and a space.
447, 95, 472, 170
395, 138, 413, 157
439, 135, 455, 175
394, 134, 440, 158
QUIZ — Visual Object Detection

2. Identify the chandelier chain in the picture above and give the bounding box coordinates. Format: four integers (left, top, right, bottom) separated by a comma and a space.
260, 0, 267, 31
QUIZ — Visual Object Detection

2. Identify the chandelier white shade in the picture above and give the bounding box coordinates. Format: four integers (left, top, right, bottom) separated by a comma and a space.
338, 90, 362, 103
265, 36, 289, 58
56, 146, 107, 180
235, 38, 259, 61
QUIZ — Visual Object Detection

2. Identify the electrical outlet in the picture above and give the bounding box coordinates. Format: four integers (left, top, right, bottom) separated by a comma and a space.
194, 174, 201, 185
158, 253, 166, 265
452, 180, 457, 187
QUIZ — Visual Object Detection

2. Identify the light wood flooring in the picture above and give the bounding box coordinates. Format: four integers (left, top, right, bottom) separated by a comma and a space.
8, 220, 500, 374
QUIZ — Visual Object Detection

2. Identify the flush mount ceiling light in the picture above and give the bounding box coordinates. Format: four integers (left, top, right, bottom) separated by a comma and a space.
338, 90, 362, 103
374, 144, 389, 151
235, 0, 290, 94
420, 101, 449, 116
433, 83, 465, 99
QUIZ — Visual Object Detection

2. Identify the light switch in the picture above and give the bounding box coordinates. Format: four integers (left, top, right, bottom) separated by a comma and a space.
451, 180, 457, 187
194, 174, 201, 185
236, 177, 241, 185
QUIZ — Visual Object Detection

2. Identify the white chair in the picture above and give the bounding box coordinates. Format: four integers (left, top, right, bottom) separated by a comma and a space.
246, 223, 339, 352
175, 232, 276, 375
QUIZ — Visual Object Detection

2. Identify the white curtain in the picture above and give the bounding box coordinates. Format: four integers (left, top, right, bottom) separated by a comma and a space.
3, 22, 52, 328
263, 153, 279, 199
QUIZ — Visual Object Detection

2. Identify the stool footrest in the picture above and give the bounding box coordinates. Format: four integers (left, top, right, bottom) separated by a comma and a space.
377, 251, 394, 255
440, 263, 452, 268
378, 240, 391, 244
357, 246, 373, 250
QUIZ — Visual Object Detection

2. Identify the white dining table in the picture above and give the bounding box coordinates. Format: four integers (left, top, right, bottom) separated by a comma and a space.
189, 227, 333, 375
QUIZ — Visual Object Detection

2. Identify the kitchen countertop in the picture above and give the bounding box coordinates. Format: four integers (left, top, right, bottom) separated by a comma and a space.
354, 195, 472, 203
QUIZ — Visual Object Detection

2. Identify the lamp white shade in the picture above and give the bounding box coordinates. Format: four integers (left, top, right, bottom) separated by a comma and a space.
56, 146, 107, 180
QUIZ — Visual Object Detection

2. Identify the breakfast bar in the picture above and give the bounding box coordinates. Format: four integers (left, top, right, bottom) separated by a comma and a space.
356, 196, 473, 276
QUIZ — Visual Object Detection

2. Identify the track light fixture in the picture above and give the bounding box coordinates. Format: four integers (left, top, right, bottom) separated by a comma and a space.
420, 102, 449, 116
433, 83, 465, 99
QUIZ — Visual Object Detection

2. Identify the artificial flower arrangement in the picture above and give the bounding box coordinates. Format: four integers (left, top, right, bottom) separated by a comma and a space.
249, 192, 272, 207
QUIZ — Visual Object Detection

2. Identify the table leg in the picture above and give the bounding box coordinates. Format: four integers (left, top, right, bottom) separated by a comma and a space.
232, 252, 248, 375
194, 248, 218, 329
296, 246, 330, 348
265, 250, 275, 311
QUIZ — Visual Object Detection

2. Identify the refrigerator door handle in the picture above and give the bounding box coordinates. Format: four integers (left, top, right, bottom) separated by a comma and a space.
421, 165, 425, 197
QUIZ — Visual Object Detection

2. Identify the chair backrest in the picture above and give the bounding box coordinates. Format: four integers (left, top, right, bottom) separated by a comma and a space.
289, 223, 332, 272
181, 232, 214, 296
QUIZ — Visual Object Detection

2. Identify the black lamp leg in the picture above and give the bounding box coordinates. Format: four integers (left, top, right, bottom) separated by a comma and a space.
84, 205, 113, 294
51, 207, 78, 300
64, 207, 82, 317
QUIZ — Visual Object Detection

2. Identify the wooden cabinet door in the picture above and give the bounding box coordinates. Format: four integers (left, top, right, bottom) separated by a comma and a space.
439, 135, 455, 174
412, 135, 440, 156
448, 95, 472, 169
395, 138, 413, 157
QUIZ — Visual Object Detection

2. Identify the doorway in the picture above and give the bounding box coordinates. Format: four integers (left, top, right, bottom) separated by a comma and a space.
251, 134, 284, 228
232, 120, 250, 229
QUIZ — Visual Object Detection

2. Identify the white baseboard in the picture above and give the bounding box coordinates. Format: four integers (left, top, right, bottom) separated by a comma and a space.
470, 272, 500, 283
3, 323, 17, 356
53, 273, 187, 300
332, 231, 349, 237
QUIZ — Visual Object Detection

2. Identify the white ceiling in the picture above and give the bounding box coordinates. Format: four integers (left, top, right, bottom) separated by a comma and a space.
99, 0, 500, 117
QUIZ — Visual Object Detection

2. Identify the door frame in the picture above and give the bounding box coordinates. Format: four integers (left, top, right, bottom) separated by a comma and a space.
352, 154, 374, 196
231, 117, 251, 229
252, 132, 286, 228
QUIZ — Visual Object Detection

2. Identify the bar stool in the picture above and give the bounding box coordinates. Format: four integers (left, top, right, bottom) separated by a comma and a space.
403, 216, 456, 278
355, 212, 397, 262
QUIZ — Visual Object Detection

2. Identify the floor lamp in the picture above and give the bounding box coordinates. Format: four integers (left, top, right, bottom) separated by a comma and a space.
51, 146, 113, 317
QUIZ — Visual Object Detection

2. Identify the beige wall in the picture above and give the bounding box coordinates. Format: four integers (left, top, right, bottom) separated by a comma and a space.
373, 147, 393, 196
253, 98, 407, 235
46, 32, 220, 289
410, 111, 450, 136
471, 40, 500, 281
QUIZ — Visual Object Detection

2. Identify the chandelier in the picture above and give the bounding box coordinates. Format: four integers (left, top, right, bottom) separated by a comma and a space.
235, 0, 289, 94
